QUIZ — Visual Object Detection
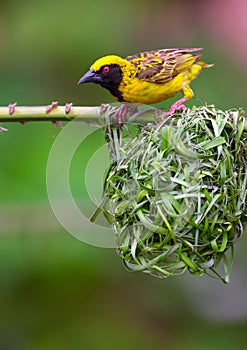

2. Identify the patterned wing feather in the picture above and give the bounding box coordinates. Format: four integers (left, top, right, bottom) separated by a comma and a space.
126, 48, 203, 83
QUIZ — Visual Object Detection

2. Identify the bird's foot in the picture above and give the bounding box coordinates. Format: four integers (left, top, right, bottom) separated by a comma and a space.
114, 103, 138, 126
155, 98, 188, 128
156, 98, 188, 127
164, 97, 188, 117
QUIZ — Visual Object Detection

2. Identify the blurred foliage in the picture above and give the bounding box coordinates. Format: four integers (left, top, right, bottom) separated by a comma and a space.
1, 0, 247, 349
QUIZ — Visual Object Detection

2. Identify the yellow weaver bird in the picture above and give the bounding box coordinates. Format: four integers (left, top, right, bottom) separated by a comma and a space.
78, 48, 213, 115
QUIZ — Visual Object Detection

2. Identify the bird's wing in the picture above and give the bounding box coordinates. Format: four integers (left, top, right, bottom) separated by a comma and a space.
126, 48, 203, 83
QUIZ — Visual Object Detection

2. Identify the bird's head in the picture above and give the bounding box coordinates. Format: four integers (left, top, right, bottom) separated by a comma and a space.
78, 55, 128, 88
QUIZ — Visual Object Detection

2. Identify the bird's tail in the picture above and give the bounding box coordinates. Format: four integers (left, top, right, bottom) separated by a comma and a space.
198, 60, 214, 68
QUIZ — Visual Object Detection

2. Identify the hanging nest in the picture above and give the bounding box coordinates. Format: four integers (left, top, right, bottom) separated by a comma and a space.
101, 105, 247, 282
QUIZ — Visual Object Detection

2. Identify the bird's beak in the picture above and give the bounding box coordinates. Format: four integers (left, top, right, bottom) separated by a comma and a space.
78, 69, 100, 84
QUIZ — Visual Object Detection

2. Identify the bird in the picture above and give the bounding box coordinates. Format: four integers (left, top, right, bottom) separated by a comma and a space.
78, 48, 213, 116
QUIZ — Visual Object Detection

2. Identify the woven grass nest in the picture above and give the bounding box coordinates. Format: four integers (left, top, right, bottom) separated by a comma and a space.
101, 105, 247, 282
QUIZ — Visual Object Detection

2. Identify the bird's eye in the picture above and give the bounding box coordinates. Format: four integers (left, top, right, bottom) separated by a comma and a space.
103, 66, 110, 73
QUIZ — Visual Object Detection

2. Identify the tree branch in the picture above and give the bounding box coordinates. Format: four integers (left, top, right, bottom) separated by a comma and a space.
0, 104, 100, 123
0, 104, 246, 130
0, 103, 153, 125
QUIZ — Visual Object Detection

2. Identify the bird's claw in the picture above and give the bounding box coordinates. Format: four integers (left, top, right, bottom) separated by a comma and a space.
114, 104, 138, 126
162, 104, 187, 118
114, 104, 129, 126
161, 98, 188, 120
156, 98, 189, 128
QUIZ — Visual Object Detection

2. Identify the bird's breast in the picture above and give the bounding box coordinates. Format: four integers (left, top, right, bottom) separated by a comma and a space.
119, 77, 180, 104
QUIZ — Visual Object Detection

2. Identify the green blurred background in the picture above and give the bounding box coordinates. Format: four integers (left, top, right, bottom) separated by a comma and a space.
1, 0, 247, 349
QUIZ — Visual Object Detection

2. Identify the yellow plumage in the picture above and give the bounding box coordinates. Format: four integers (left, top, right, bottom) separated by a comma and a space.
78, 48, 213, 113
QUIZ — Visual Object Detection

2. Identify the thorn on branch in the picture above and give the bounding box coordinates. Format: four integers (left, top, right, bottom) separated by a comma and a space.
51, 120, 63, 137
53, 121, 63, 129
8, 103, 17, 115
65, 103, 73, 114
46, 101, 58, 114
0, 126, 8, 132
